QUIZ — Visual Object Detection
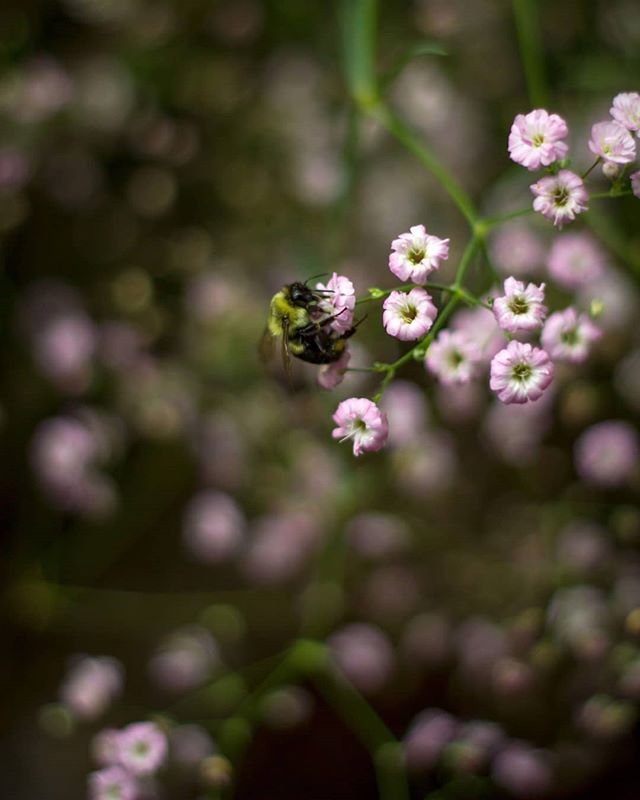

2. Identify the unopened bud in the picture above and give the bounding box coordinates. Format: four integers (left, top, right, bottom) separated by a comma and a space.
590, 299, 604, 319
200, 755, 233, 788
602, 161, 621, 180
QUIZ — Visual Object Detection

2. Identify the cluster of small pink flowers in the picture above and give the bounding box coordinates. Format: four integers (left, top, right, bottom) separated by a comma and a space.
88, 722, 168, 799
508, 94, 640, 225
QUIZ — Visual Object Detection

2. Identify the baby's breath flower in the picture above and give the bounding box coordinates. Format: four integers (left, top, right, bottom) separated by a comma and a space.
530, 170, 588, 227
541, 307, 601, 364
508, 109, 569, 170
316, 272, 355, 334
425, 330, 481, 385
382, 288, 437, 341
88, 766, 137, 800
610, 92, 640, 133
388, 225, 449, 284
492, 277, 547, 334
546, 232, 606, 289
490, 341, 554, 404
332, 397, 388, 456
588, 121, 636, 164
317, 348, 350, 390
116, 722, 168, 776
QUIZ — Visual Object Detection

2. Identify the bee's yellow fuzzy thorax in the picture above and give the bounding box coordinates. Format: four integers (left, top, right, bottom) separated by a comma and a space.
268, 291, 310, 336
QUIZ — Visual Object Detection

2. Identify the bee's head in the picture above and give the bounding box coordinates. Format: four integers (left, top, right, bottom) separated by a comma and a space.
288, 282, 318, 307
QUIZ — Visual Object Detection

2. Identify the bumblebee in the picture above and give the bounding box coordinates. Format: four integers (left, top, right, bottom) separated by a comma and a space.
260, 281, 358, 383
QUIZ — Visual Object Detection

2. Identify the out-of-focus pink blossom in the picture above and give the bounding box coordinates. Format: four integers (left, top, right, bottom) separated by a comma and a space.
382, 287, 437, 341
541, 307, 601, 363
88, 766, 137, 800
492, 743, 552, 797
546, 232, 606, 289
404, 709, 458, 770
508, 109, 569, 170
610, 92, 640, 132
556, 521, 611, 575
388, 224, 449, 283
117, 722, 168, 775
242, 511, 320, 584
332, 397, 388, 456
425, 330, 482, 385
182, 491, 245, 563
169, 725, 216, 766
548, 585, 611, 660
380, 381, 428, 446
435, 380, 484, 423
328, 623, 394, 693
346, 512, 410, 559
530, 170, 588, 227
489, 222, 545, 277
60, 656, 123, 721
490, 341, 554, 404
588, 121, 636, 163
317, 348, 350, 390
483, 392, 553, 465
392, 430, 457, 496
315, 272, 356, 334
631, 170, 640, 198
452, 306, 503, 363
574, 421, 639, 487
92, 729, 121, 767
149, 626, 219, 693
492, 277, 547, 333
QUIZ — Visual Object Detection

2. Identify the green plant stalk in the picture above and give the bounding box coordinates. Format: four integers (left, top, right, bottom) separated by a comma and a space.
512, 0, 548, 107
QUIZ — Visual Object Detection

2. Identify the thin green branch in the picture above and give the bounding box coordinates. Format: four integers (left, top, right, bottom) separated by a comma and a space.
512, 0, 548, 107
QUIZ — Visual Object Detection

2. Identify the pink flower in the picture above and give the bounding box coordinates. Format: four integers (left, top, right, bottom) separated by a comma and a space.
631, 171, 640, 199
88, 766, 137, 800
489, 222, 545, 277
508, 109, 569, 170
182, 490, 245, 563
388, 224, 449, 283
315, 272, 355, 334
329, 623, 394, 693
610, 92, 640, 133
546, 232, 606, 289
575, 421, 639, 487
380, 380, 429, 446
541, 307, 601, 363
382, 288, 437, 341
117, 722, 168, 775
404, 709, 458, 770
425, 330, 481, 385
588, 121, 636, 164
452, 307, 503, 363
492, 277, 547, 334
59, 656, 123, 721
317, 348, 351, 390
332, 397, 389, 456
530, 170, 588, 227
490, 341, 554, 404
492, 743, 552, 797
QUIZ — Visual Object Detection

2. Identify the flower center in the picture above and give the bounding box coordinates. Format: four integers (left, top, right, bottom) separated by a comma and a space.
532, 133, 545, 147
512, 362, 533, 382
401, 304, 418, 323
354, 418, 368, 432
448, 350, 463, 367
553, 186, 569, 206
561, 327, 579, 345
408, 247, 425, 265
507, 295, 529, 315
134, 741, 150, 757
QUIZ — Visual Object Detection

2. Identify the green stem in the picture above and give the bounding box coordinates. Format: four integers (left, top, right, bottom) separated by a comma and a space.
512, 0, 548, 107
373, 104, 478, 227
582, 157, 601, 180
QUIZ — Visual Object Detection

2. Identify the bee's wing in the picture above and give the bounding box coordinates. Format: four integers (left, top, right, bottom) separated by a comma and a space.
258, 326, 276, 363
